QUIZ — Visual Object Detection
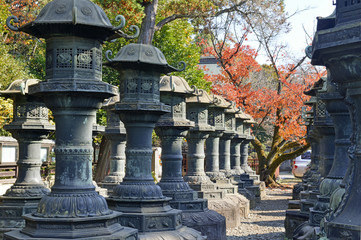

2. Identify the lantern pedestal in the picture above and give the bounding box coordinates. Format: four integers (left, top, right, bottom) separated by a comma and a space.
5, 92, 138, 240
105, 44, 207, 239
100, 110, 127, 195
205, 131, 227, 181
107, 107, 204, 239
185, 129, 246, 228
0, 80, 54, 237
155, 76, 227, 240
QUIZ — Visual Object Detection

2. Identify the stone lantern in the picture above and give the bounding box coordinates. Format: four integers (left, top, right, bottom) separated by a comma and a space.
234, 112, 265, 202
230, 110, 257, 208
5, 0, 139, 239
285, 78, 335, 239
105, 44, 205, 239
0, 79, 54, 237
310, 2, 361, 236
297, 98, 319, 198
155, 75, 226, 240
291, 108, 315, 201
205, 95, 229, 181
231, 110, 249, 175
100, 96, 127, 194
284, 104, 317, 239
184, 90, 220, 197
294, 75, 352, 239
205, 95, 237, 194
299, 78, 335, 215
219, 102, 238, 177
185, 90, 246, 228
240, 114, 257, 178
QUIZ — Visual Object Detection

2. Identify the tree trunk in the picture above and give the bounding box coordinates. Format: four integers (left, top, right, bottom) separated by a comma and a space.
138, 0, 158, 45
94, 136, 111, 182
264, 142, 310, 186
251, 137, 267, 180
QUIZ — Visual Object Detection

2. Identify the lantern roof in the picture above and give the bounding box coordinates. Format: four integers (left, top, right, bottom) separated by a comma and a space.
7, 0, 137, 41
236, 110, 250, 120
0, 79, 40, 98
209, 94, 231, 108
105, 44, 185, 73
225, 102, 240, 114
244, 114, 256, 124
186, 89, 213, 104
159, 76, 197, 96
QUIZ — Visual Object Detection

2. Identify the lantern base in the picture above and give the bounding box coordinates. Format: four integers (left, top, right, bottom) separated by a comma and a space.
207, 195, 245, 229
182, 209, 226, 240
107, 197, 206, 239
159, 181, 227, 240
0, 197, 42, 238
284, 209, 309, 239
188, 182, 226, 200
232, 175, 254, 186
3, 212, 138, 240
100, 182, 121, 195
138, 226, 205, 240
214, 179, 238, 194
238, 187, 256, 209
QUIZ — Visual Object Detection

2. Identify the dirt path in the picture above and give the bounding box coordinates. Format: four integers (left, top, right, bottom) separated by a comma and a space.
226, 188, 292, 240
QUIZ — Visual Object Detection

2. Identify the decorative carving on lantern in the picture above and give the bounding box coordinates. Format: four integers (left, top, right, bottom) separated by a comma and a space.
4, 0, 140, 239
0, 79, 54, 237
105, 44, 205, 239
155, 76, 227, 240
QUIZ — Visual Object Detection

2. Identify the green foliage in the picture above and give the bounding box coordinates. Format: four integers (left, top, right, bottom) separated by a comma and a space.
153, 19, 211, 91
0, 45, 30, 90
0, 98, 13, 136
27, 41, 46, 80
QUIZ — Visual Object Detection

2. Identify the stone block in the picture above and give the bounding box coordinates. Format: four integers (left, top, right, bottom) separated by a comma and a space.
288, 200, 301, 209
284, 209, 309, 239
208, 198, 241, 229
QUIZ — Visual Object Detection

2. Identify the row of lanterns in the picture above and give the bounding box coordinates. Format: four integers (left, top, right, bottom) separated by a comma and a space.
0, 0, 260, 239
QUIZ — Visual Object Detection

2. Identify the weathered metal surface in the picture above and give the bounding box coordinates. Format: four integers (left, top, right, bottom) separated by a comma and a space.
155, 80, 226, 240
310, 2, 361, 237
0, 79, 54, 237
4, 1, 138, 238
105, 45, 206, 239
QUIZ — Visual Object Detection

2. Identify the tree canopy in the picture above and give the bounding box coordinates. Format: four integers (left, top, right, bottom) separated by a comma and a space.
200, 0, 324, 185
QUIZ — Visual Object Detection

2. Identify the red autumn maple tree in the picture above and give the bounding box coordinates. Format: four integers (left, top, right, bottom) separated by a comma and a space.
204, 42, 323, 185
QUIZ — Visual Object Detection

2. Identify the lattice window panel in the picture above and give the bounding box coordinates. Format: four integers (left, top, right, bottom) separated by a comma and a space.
237, 124, 243, 133
225, 114, 233, 129
316, 100, 326, 118
76, 49, 93, 69
16, 105, 26, 118
141, 79, 153, 94
56, 49, 73, 68
126, 79, 138, 94
208, 110, 214, 126
215, 110, 224, 125
40, 106, 48, 119
27, 104, 40, 118
94, 50, 102, 71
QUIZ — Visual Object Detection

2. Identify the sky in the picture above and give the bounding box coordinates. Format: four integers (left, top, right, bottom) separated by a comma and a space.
251, 0, 336, 63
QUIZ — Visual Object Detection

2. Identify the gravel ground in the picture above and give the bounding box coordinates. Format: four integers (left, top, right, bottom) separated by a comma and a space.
226, 187, 291, 240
